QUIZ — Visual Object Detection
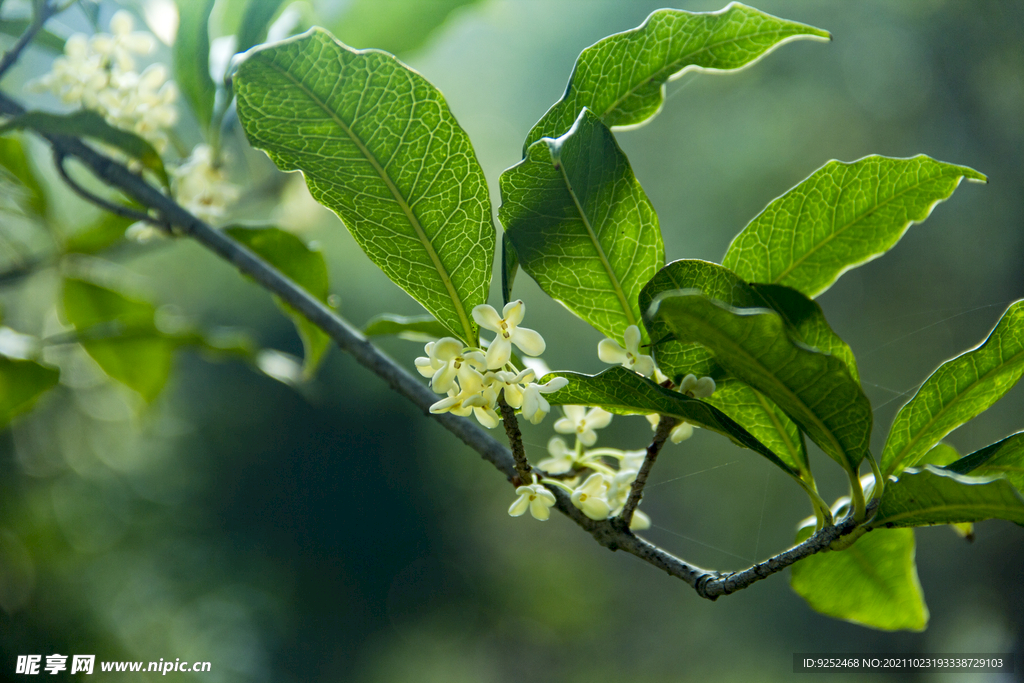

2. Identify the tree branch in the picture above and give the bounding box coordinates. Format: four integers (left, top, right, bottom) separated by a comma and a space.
0, 88, 870, 601
618, 415, 676, 528
498, 395, 532, 484
0, 1, 57, 81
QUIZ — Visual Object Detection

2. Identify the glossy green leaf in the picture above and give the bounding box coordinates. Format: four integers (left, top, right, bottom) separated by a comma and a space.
174, 0, 216, 128
750, 283, 859, 383
706, 378, 808, 475
0, 356, 59, 429
923, 443, 974, 538
640, 259, 763, 380
872, 465, 1024, 528
225, 226, 331, 377
0, 136, 47, 217
234, 29, 494, 346
882, 301, 1024, 477
236, 0, 287, 54
944, 432, 1024, 494
501, 232, 518, 306
363, 313, 450, 343
0, 19, 66, 53
61, 277, 176, 402
327, 0, 482, 56
723, 155, 986, 298
500, 109, 663, 341
648, 291, 872, 473
524, 4, 829, 149
0, 110, 170, 188
542, 366, 797, 476
790, 527, 927, 632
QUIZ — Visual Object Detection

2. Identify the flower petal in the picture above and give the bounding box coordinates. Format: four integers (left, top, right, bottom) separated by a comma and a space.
502, 300, 525, 326
585, 407, 613, 430
472, 304, 503, 332
508, 494, 530, 517
598, 338, 628, 365
624, 325, 642, 354
511, 327, 545, 357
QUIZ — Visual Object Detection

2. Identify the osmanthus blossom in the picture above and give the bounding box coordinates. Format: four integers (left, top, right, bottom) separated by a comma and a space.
554, 405, 613, 447
415, 337, 487, 393
508, 480, 556, 521
172, 145, 240, 222
645, 373, 717, 443
598, 324, 655, 377
520, 376, 568, 424
569, 473, 612, 520
473, 300, 545, 369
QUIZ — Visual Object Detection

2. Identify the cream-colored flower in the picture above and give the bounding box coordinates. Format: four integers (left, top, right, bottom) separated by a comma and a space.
490, 367, 535, 408
598, 324, 656, 377
508, 482, 556, 521
537, 436, 576, 474
473, 300, 545, 369
645, 414, 696, 444
520, 376, 568, 424
570, 473, 611, 520
678, 373, 716, 399
415, 337, 486, 394
554, 405, 612, 447
173, 144, 239, 222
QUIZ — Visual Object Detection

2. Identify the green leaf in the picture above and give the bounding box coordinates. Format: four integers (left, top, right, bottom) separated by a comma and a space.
0, 136, 48, 217
61, 277, 176, 402
327, 0, 482, 56
224, 226, 331, 378
723, 155, 986, 298
500, 109, 663, 341
542, 366, 797, 477
882, 301, 1024, 477
235, 0, 287, 54
0, 110, 170, 189
648, 291, 872, 473
62, 213, 133, 255
363, 313, 451, 342
922, 443, 974, 538
234, 29, 494, 346
944, 432, 1024, 494
174, 0, 216, 129
0, 356, 59, 429
524, 4, 829, 150
790, 527, 927, 632
749, 283, 859, 383
639, 259, 764, 380
0, 19, 66, 53
706, 378, 808, 476
872, 465, 1024, 528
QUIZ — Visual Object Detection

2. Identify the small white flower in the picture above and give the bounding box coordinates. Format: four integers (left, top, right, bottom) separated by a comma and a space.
629, 509, 651, 531
508, 482, 556, 521
520, 376, 568, 424
415, 337, 486, 394
554, 405, 612, 447
645, 414, 696, 444
619, 449, 648, 472
473, 300, 546, 369
598, 324, 655, 377
491, 367, 535, 408
570, 473, 612, 520
92, 10, 156, 71
429, 366, 488, 416
537, 436, 576, 474
678, 373, 716, 399
173, 144, 239, 222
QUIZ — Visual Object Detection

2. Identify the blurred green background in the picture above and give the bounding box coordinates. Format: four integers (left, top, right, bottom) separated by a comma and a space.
1, 0, 1022, 681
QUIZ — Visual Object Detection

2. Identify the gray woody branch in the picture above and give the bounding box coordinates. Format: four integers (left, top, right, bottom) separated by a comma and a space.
0, 88, 867, 600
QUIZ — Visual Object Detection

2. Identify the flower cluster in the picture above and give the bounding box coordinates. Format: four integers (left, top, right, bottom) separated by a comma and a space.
173, 144, 240, 223
417, 301, 567, 428
31, 11, 178, 153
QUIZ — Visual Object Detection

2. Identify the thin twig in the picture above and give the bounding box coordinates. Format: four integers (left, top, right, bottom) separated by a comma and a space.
618, 416, 677, 528
498, 395, 532, 485
53, 151, 157, 225
0, 88, 871, 600
0, 1, 57, 81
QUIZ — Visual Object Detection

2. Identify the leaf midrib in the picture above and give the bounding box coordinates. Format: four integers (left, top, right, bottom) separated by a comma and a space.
261, 56, 476, 344
555, 155, 636, 330
667, 301, 852, 469
884, 343, 1024, 475
771, 167, 959, 288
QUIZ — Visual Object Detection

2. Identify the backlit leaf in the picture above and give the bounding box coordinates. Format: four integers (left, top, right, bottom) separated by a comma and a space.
943, 432, 1024, 494
363, 313, 450, 342
723, 155, 985, 298
872, 466, 1024, 528
174, 0, 216, 128
500, 109, 663, 342
882, 301, 1024, 477
790, 527, 927, 632
0, 356, 59, 429
525, 4, 829, 149
234, 29, 494, 345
